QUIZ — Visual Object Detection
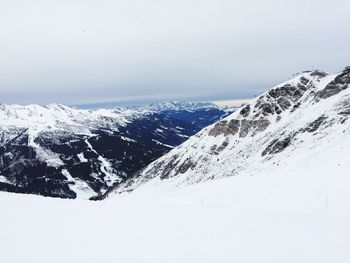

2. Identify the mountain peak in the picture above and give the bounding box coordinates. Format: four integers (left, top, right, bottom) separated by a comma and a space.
343, 66, 350, 74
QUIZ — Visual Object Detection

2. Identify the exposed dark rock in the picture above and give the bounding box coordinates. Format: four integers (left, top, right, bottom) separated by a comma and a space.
260, 103, 274, 116
240, 105, 251, 117
310, 70, 328, 78
291, 102, 301, 113
268, 84, 303, 101
300, 76, 310, 86
253, 79, 313, 119
343, 66, 350, 74
177, 158, 196, 174
239, 120, 250, 138
209, 117, 270, 138
302, 116, 328, 133
158, 155, 180, 180
262, 135, 294, 156
239, 119, 270, 137
315, 69, 350, 100
209, 119, 240, 137
336, 95, 350, 117
217, 140, 229, 152
210, 144, 218, 155
276, 97, 291, 110
338, 110, 350, 116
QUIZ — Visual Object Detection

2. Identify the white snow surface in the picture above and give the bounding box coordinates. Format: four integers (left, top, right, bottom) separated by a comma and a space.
0, 168, 349, 263
0, 103, 141, 133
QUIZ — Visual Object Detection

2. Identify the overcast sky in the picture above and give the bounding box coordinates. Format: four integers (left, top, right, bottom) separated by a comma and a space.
1, 0, 349, 105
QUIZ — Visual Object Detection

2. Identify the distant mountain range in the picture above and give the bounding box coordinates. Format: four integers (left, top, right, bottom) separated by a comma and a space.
0, 101, 233, 199
1, 66, 350, 201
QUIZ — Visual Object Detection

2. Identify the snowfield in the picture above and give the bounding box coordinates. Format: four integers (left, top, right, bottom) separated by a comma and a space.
1, 163, 350, 263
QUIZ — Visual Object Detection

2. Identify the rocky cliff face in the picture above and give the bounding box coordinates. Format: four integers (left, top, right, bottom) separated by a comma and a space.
112, 67, 350, 194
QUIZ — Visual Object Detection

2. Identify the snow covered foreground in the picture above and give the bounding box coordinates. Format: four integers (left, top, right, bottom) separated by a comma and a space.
1, 164, 349, 263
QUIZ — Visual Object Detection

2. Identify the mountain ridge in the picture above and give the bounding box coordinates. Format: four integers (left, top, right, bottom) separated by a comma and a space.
109, 67, 350, 196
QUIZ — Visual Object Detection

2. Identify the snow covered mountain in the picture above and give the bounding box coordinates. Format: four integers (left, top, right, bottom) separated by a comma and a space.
0, 101, 231, 199
1, 69, 350, 263
112, 67, 350, 196
132, 101, 218, 111
135, 101, 235, 131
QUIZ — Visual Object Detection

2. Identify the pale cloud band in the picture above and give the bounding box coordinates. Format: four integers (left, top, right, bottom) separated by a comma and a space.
0, 0, 349, 105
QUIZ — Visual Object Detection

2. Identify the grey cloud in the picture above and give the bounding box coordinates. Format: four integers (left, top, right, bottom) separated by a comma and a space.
0, 0, 349, 105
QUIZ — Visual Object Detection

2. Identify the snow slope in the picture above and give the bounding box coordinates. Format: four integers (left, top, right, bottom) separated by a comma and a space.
0, 177, 349, 263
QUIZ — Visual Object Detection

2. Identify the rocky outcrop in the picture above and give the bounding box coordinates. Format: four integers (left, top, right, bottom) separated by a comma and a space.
315, 67, 350, 100
208, 73, 318, 139
209, 119, 240, 136
261, 135, 294, 156
302, 116, 328, 133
